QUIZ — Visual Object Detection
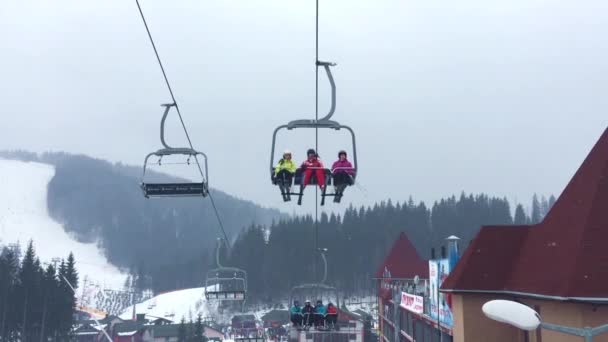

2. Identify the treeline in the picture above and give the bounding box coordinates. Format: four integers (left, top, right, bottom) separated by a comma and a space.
225, 193, 554, 303
0, 241, 78, 341
177, 315, 208, 342
0, 150, 283, 293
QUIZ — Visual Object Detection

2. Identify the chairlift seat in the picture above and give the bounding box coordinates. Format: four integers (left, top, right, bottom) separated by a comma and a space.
294, 168, 332, 186
205, 290, 246, 301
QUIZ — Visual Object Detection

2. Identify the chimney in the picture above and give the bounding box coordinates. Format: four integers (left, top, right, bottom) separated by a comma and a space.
431, 248, 436, 259
446, 235, 461, 269
440, 246, 446, 259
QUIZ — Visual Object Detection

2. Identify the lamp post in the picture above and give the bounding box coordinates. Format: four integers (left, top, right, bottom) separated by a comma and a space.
482, 300, 608, 342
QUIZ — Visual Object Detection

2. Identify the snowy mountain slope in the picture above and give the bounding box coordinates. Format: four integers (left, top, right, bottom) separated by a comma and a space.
120, 287, 220, 322
0, 158, 127, 290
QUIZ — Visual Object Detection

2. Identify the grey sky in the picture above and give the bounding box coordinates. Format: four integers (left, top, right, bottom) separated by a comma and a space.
2, 0, 607, 215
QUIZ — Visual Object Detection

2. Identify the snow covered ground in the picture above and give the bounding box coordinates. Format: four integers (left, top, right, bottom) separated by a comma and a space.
119, 287, 220, 322
118, 287, 378, 327
0, 158, 127, 292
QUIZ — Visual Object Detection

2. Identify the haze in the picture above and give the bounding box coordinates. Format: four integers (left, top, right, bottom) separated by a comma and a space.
2, 0, 607, 214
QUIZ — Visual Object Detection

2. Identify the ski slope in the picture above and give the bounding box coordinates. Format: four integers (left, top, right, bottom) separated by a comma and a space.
119, 287, 219, 322
0, 158, 127, 290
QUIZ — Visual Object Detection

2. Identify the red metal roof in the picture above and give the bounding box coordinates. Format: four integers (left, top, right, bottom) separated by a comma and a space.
442, 128, 608, 301
375, 232, 428, 279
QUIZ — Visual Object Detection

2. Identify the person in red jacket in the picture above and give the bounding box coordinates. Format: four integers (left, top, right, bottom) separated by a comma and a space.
326, 302, 338, 327
301, 148, 325, 189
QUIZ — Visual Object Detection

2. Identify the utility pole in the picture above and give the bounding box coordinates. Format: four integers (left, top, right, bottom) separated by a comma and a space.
80, 276, 89, 307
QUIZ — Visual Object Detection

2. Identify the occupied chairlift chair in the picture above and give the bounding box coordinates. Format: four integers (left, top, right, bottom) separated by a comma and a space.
205, 239, 248, 302
288, 249, 339, 330
141, 103, 209, 198
270, 62, 358, 206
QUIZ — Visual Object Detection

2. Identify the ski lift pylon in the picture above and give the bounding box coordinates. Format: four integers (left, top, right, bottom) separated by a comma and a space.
270, 62, 358, 205
141, 103, 209, 198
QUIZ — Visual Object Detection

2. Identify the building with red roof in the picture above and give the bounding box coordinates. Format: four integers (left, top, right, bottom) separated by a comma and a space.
441, 128, 608, 342
375, 232, 429, 281
375, 232, 459, 342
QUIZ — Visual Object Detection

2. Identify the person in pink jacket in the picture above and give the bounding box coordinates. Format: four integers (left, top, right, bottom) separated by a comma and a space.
331, 150, 355, 202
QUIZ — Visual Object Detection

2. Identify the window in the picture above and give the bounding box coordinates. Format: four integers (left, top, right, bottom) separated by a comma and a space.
349, 334, 357, 340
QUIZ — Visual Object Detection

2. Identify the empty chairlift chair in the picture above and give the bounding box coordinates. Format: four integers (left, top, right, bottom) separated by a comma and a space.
205, 239, 248, 301
141, 103, 209, 198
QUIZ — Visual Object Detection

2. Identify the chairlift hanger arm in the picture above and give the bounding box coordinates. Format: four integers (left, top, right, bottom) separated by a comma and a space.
160, 103, 177, 149
316, 61, 336, 122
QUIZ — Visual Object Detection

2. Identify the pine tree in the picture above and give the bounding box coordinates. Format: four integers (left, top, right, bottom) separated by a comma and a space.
548, 195, 557, 210
57, 252, 78, 339
194, 314, 206, 342
65, 252, 79, 291
187, 317, 195, 342
0, 247, 19, 341
178, 318, 188, 342
540, 196, 550, 219
19, 241, 38, 342
513, 204, 528, 225
39, 263, 57, 342
531, 194, 542, 224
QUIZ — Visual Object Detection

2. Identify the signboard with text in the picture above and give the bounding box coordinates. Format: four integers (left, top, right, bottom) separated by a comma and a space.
400, 292, 424, 314
429, 259, 454, 327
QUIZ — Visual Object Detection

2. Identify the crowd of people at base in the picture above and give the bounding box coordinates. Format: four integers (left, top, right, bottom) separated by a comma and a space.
273, 148, 355, 202
290, 300, 339, 329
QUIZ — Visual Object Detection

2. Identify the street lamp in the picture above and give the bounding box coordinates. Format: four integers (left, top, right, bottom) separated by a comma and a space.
482, 300, 608, 342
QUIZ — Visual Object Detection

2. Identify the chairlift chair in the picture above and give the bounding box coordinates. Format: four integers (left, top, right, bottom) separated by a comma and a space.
204, 239, 248, 301
270, 62, 358, 206
287, 250, 340, 331
141, 103, 209, 198
205, 267, 248, 301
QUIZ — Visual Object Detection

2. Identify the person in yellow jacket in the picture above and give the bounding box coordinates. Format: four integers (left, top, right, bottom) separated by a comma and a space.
274, 150, 297, 201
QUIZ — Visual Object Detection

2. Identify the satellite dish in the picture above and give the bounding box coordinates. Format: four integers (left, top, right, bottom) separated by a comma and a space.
482, 300, 541, 331
413, 275, 419, 286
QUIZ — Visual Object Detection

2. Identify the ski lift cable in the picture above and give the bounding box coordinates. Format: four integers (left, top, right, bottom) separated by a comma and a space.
313, 0, 320, 285
134, 0, 230, 246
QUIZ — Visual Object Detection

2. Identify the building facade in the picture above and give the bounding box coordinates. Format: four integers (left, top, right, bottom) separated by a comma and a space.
441, 128, 608, 342
376, 233, 458, 342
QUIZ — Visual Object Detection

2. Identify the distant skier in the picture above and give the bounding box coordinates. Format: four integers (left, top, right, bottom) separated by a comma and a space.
313, 300, 327, 328
290, 300, 303, 327
326, 302, 338, 327
302, 300, 314, 327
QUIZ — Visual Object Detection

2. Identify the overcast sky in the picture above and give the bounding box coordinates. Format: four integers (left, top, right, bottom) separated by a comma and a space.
2, 0, 607, 216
